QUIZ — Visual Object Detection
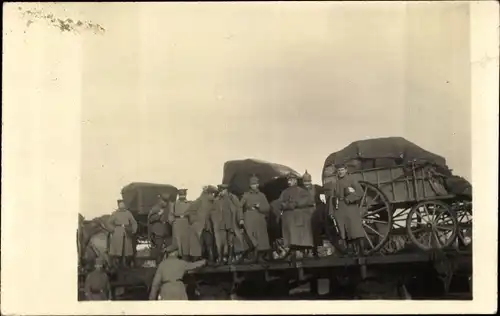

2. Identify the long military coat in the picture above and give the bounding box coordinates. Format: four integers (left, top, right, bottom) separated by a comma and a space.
331, 174, 365, 240
188, 193, 215, 236
149, 256, 205, 300
241, 189, 271, 251
212, 193, 247, 252
84, 270, 111, 300
107, 209, 138, 257
169, 200, 200, 257
277, 185, 315, 247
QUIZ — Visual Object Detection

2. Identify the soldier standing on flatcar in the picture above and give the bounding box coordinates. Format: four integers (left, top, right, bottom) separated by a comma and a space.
240, 175, 272, 262
84, 257, 112, 300
188, 185, 218, 264
331, 163, 365, 255
107, 199, 138, 268
302, 170, 321, 258
277, 173, 315, 261
148, 193, 172, 265
168, 189, 196, 261
212, 184, 245, 264
148, 244, 207, 300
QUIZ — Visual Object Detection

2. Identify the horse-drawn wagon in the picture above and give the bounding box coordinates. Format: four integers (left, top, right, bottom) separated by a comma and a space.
322, 137, 472, 256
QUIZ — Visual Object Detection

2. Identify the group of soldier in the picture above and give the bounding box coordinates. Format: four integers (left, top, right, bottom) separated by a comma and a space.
147, 171, 322, 266
84, 162, 367, 300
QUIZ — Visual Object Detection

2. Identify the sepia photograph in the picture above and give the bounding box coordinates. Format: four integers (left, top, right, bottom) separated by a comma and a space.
2, 0, 498, 314
73, 1, 474, 301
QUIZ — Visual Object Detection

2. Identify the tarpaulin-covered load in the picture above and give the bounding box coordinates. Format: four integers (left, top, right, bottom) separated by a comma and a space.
222, 159, 301, 198
322, 137, 471, 200
323, 137, 450, 175
121, 182, 178, 215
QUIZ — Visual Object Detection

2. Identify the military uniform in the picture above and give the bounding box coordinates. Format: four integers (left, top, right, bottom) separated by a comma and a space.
302, 170, 321, 257
212, 184, 246, 263
149, 244, 206, 300
148, 195, 172, 264
241, 175, 271, 261
330, 164, 365, 254
107, 200, 138, 266
84, 258, 111, 300
277, 173, 315, 255
169, 189, 199, 259
188, 186, 218, 263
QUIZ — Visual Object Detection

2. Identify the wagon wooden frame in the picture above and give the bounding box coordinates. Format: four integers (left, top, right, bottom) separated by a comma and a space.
323, 160, 472, 256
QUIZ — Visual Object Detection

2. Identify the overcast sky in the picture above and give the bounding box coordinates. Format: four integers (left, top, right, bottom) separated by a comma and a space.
6, 2, 471, 219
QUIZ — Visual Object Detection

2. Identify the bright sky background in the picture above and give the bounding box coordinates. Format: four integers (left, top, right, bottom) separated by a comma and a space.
5, 2, 471, 220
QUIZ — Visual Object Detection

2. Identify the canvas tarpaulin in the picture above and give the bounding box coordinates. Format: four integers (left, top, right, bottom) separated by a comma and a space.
121, 182, 178, 215
323, 137, 448, 174
221, 159, 301, 198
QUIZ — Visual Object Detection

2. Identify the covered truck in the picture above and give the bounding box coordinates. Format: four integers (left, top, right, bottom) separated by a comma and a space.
120, 182, 179, 242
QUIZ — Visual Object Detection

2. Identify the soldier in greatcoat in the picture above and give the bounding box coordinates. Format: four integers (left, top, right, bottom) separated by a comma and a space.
84, 257, 112, 301
240, 175, 272, 262
107, 199, 138, 268
148, 193, 172, 265
277, 173, 315, 261
212, 184, 246, 264
148, 243, 207, 300
187, 185, 218, 264
330, 163, 365, 255
168, 189, 199, 261
302, 170, 321, 258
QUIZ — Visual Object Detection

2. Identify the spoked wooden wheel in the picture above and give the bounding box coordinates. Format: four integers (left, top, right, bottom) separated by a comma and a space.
358, 182, 393, 255
454, 201, 472, 248
324, 182, 393, 255
407, 200, 458, 250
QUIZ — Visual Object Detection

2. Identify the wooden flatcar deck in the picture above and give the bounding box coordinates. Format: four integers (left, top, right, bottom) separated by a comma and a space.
188, 249, 471, 274
102, 249, 471, 286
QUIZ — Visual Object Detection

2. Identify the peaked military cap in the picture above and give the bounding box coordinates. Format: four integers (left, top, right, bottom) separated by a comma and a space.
302, 170, 312, 182
178, 189, 187, 194
249, 174, 259, 185
218, 184, 229, 190
117, 199, 124, 204
204, 185, 218, 194
335, 162, 347, 169
286, 172, 298, 179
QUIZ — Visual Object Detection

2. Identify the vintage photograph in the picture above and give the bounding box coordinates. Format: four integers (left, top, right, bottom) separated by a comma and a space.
70, 2, 476, 301
4, 0, 499, 313
69, 2, 476, 301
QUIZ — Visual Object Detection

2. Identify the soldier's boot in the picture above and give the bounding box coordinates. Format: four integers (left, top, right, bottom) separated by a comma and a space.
262, 249, 273, 262
357, 238, 365, 256
126, 256, 134, 268
227, 245, 235, 265
285, 247, 297, 263
346, 242, 356, 256
207, 248, 216, 265
312, 246, 320, 259
252, 248, 260, 263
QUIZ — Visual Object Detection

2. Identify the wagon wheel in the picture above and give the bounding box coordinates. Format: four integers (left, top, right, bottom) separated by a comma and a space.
325, 181, 393, 255
406, 200, 458, 251
358, 181, 393, 255
454, 201, 472, 248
